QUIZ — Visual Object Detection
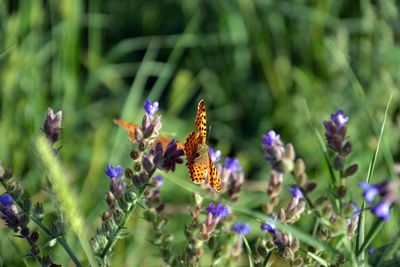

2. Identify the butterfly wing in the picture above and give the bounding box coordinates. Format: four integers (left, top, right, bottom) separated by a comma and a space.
184, 131, 199, 162
195, 100, 207, 145
113, 119, 138, 143
188, 155, 208, 184
208, 156, 222, 192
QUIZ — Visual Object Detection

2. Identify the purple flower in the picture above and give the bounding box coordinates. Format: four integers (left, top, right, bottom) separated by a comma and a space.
161, 139, 184, 172
359, 182, 379, 203
224, 157, 242, 174
330, 109, 349, 127
144, 99, 159, 116
105, 164, 123, 179
209, 147, 221, 163
370, 200, 391, 221
262, 130, 280, 146
151, 176, 164, 187
323, 109, 351, 155
207, 203, 230, 218
289, 186, 304, 199
260, 218, 276, 234
0, 194, 13, 206
231, 221, 251, 235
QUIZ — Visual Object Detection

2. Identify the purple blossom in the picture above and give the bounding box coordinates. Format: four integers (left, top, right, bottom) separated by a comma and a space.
231, 221, 251, 235
161, 139, 184, 171
323, 109, 350, 155
370, 200, 391, 221
209, 147, 221, 163
289, 186, 304, 199
0, 194, 13, 206
262, 130, 280, 146
105, 164, 123, 179
207, 203, 230, 218
359, 182, 379, 203
224, 157, 242, 174
330, 109, 349, 127
261, 219, 276, 234
144, 99, 159, 116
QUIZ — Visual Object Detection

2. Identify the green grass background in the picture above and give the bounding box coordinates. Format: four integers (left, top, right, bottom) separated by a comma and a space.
0, 0, 399, 266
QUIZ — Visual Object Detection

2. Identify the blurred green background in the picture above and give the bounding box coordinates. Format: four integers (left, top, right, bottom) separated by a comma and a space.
0, 0, 399, 266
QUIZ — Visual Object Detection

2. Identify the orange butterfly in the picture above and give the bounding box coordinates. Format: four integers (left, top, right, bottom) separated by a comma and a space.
184, 100, 222, 192
113, 119, 184, 150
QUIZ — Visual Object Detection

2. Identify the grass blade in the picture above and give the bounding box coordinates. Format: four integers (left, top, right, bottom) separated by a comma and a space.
243, 236, 254, 267
356, 93, 393, 262
35, 136, 97, 267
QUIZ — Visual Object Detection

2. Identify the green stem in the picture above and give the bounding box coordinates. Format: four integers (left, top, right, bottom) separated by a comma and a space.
356, 219, 384, 257
263, 251, 272, 267
0, 180, 82, 267
99, 179, 151, 262
243, 236, 254, 267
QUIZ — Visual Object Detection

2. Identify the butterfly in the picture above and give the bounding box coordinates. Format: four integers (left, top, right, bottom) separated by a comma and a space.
113, 119, 184, 150
184, 100, 222, 192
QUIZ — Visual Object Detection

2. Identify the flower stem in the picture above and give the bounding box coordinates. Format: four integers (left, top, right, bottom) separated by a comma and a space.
99, 177, 152, 263
0, 180, 82, 267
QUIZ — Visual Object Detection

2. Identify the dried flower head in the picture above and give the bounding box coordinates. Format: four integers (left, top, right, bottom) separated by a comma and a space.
43, 107, 63, 144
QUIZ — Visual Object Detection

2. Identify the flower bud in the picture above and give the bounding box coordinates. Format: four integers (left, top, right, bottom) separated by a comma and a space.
130, 150, 139, 160
31, 245, 40, 256
134, 162, 142, 172
285, 144, 296, 161
342, 141, 352, 156
19, 214, 30, 227
30, 231, 39, 244
125, 168, 134, 179
142, 156, 154, 173
333, 155, 345, 171
20, 227, 30, 237
294, 159, 305, 177
343, 164, 358, 178
281, 158, 294, 173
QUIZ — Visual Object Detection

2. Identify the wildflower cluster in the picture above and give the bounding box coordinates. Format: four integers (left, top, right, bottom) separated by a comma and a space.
323, 110, 358, 196
261, 130, 315, 214
91, 100, 185, 265
1, 99, 399, 267
0, 108, 83, 267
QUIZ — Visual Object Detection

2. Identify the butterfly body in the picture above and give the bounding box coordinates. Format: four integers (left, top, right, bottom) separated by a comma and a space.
184, 100, 222, 192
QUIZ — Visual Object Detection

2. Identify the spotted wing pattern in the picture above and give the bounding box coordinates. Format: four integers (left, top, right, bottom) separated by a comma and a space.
184, 99, 223, 191
208, 156, 222, 192
185, 132, 207, 184
184, 132, 199, 162
195, 100, 207, 144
